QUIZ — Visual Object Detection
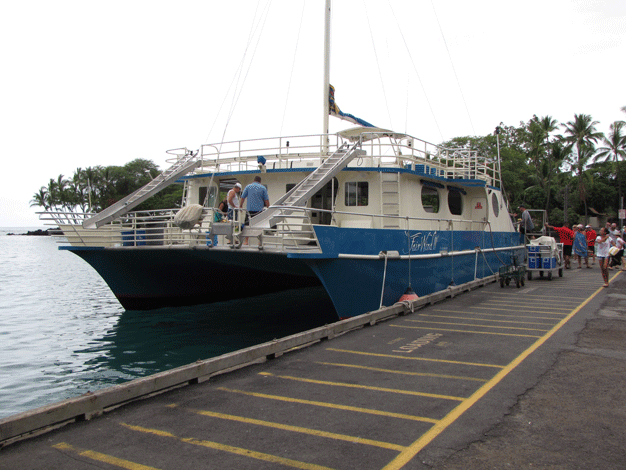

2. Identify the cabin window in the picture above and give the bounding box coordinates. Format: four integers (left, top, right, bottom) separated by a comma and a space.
492, 193, 499, 217
421, 186, 439, 213
345, 182, 368, 206
448, 190, 463, 216
286, 183, 296, 192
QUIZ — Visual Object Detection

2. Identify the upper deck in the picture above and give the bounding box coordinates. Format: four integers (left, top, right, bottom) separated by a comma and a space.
169, 128, 500, 187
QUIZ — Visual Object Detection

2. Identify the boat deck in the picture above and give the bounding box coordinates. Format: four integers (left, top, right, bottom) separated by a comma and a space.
1, 268, 622, 469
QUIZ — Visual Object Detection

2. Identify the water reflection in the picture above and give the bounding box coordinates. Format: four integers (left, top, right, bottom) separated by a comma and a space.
75, 286, 337, 390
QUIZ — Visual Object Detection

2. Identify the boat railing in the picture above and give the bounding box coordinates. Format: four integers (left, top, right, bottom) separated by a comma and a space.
40, 204, 493, 252
168, 133, 499, 186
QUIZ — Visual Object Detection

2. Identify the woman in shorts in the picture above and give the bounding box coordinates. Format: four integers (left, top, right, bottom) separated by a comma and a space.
595, 227, 611, 287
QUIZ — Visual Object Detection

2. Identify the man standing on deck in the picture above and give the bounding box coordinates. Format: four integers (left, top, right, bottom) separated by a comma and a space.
240, 176, 270, 218
546, 223, 574, 269
239, 176, 270, 245
519, 205, 534, 239
227, 182, 242, 221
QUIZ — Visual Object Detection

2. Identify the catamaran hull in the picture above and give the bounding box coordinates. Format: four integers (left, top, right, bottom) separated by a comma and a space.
61, 247, 321, 311
62, 227, 523, 318
305, 248, 523, 318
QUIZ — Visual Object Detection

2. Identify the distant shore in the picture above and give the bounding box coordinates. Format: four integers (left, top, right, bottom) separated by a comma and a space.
6, 229, 53, 236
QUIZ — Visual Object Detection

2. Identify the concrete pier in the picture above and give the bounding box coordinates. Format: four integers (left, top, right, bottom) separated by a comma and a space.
1, 267, 624, 469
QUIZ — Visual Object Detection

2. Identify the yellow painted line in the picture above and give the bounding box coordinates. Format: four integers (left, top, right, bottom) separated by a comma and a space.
433, 309, 561, 321
390, 324, 542, 338
170, 404, 406, 452
482, 293, 586, 300
404, 319, 550, 332
120, 423, 334, 470
419, 314, 553, 326
52, 442, 160, 470
326, 348, 504, 369
314, 361, 488, 383
382, 278, 611, 470
259, 372, 465, 401
480, 302, 572, 312
217, 387, 439, 424
468, 306, 566, 315
481, 299, 574, 310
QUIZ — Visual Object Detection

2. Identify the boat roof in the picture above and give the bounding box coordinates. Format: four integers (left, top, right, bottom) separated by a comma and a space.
338, 127, 408, 142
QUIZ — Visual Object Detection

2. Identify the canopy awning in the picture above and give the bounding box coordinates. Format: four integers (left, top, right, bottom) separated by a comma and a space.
338, 127, 408, 143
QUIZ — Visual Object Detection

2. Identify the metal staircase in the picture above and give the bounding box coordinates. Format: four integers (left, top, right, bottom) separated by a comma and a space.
246, 141, 365, 229
83, 151, 202, 229
380, 171, 401, 228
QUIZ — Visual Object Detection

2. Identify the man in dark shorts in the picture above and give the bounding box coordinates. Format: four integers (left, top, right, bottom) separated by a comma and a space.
546, 223, 574, 269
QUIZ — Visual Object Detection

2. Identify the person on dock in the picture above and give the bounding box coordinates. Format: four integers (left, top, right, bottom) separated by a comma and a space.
608, 234, 625, 271
607, 222, 620, 243
596, 227, 611, 287
573, 225, 589, 268
545, 223, 574, 269
585, 225, 596, 265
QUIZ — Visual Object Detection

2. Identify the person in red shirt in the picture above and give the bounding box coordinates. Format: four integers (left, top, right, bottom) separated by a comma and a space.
546, 223, 574, 269
585, 225, 597, 265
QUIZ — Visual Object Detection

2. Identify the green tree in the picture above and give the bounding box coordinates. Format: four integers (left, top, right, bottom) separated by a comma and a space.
594, 121, 626, 214
561, 114, 603, 223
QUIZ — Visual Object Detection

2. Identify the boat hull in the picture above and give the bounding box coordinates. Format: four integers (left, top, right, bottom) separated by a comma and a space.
298, 226, 524, 318
62, 227, 523, 318
62, 247, 321, 310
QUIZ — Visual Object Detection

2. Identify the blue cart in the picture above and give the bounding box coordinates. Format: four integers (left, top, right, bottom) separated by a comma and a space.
526, 242, 563, 281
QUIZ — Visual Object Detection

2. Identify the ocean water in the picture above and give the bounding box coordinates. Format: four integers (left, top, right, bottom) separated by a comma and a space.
0, 229, 336, 420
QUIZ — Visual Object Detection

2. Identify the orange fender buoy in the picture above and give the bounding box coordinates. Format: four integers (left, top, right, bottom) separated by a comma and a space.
398, 287, 418, 302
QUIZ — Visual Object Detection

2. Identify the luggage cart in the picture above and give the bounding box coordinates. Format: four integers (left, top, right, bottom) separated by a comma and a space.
526, 242, 563, 280
499, 263, 526, 288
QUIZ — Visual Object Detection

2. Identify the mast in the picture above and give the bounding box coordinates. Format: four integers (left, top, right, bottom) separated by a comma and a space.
322, 0, 331, 153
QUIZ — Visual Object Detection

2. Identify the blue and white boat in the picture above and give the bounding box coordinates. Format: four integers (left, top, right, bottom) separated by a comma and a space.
40, 2, 524, 319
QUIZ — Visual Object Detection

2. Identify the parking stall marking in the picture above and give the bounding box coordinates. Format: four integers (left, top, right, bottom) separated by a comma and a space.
390, 324, 543, 338
432, 309, 563, 321
403, 319, 551, 332
257, 372, 466, 401
167, 404, 406, 452
417, 314, 554, 326
325, 348, 505, 369
52, 442, 160, 470
468, 305, 567, 315
312, 362, 488, 383
217, 387, 440, 424
119, 423, 335, 470
479, 292, 587, 301
479, 300, 576, 310
478, 301, 573, 312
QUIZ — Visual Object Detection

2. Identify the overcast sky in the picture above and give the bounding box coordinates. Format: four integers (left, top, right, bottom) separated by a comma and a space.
1, 0, 625, 227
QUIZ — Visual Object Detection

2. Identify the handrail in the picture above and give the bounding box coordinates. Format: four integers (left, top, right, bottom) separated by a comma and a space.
185, 132, 498, 187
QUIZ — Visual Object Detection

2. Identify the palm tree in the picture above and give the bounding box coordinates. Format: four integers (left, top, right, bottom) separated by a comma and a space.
529, 115, 559, 212
594, 121, 626, 217
561, 114, 603, 223
30, 188, 49, 210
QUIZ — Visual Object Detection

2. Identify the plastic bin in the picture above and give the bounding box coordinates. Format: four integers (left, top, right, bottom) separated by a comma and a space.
121, 230, 146, 246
